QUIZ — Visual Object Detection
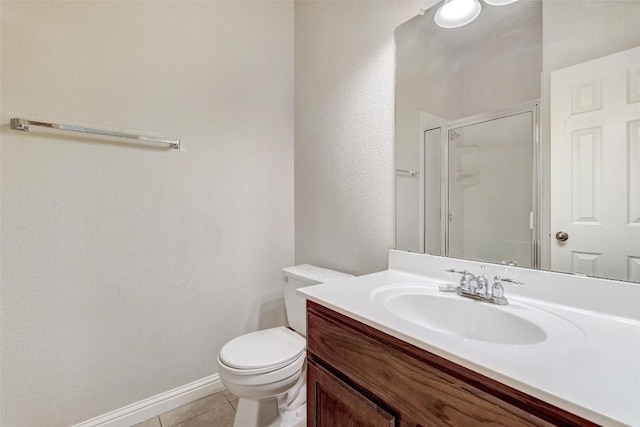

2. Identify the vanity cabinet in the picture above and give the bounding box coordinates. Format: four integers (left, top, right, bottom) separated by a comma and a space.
306, 301, 595, 427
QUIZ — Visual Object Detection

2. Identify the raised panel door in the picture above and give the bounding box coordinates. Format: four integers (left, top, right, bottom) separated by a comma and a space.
308, 360, 396, 427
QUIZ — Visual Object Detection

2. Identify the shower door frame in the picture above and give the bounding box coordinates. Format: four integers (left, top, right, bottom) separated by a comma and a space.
437, 101, 541, 268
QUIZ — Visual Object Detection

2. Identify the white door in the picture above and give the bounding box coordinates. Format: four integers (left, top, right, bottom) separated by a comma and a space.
550, 46, 640, 281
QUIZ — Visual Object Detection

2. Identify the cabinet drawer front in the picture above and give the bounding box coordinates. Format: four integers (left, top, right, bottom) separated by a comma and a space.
307, 308, 553, 427
308, 360, 397, 427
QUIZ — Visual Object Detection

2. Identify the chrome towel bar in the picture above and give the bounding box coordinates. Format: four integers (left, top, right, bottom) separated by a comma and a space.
10, 117, 180, 150
396, 169, 419, 176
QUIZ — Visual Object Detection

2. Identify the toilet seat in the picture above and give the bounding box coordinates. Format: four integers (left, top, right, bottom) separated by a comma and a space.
217, 351, 306, 390
219, 327, 306, 375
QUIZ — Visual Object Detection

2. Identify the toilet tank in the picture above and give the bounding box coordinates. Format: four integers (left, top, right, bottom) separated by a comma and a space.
282, 264, 353, 336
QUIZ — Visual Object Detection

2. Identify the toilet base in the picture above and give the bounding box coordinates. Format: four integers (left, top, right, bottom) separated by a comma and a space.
231, 369, 306, 427
233, 398, 305, 427
233, 398, 276, 427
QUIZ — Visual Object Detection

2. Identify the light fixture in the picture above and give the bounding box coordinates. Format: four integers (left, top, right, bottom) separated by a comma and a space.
483, 0, 518, 5
434, 0, 482, 28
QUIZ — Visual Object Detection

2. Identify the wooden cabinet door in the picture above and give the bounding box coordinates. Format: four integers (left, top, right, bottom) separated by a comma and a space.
308, 360, 396, 427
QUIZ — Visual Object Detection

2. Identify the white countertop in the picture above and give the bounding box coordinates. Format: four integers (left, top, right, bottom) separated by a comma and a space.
298, 269, 640, 426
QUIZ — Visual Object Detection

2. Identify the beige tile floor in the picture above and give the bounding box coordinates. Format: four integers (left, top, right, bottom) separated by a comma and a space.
133, 390, 238, 427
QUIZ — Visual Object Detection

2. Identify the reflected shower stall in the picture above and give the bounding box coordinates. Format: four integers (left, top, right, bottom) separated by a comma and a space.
422, 103, 539, 268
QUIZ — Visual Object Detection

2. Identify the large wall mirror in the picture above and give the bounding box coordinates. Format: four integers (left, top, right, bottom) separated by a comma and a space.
395, 0, 640, 282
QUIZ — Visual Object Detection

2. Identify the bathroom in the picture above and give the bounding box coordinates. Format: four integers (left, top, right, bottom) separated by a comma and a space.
1, 1, 638, 427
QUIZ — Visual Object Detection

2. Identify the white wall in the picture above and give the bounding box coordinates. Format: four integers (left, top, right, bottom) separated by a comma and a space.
542, 0, 640, 74
462, 21, 542, 117
294, 0, 421, 276
0, 2, 293, 426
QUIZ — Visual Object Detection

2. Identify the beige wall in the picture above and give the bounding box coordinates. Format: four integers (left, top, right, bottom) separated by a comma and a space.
0, 2, 293, 426
294, 0, 421, 276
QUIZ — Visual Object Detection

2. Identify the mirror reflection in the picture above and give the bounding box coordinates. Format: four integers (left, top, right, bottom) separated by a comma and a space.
395, 0, 640, 282
447, 108, 535, 268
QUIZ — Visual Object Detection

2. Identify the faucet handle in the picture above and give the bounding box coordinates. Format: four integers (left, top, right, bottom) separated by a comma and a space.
490, 276, 523, 305
446, 268, 475, 291
493, 275, 525, 286
476, 266, 489, 294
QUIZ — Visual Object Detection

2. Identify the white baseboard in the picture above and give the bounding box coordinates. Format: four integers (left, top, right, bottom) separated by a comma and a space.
72, 374, 224, 427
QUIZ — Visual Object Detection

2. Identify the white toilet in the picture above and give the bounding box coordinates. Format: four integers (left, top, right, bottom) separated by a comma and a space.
217, 264, 354, 427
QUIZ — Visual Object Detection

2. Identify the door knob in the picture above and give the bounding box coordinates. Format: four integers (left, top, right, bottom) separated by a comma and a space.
555, 231, 569, 242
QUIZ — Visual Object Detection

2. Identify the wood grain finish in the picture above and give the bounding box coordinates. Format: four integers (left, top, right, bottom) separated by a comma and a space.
307, 301, 597, 427
308, 360, 396, 427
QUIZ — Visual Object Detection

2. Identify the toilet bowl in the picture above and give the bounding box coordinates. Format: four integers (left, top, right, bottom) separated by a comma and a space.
217, 265, 353, 427
217, 327, 306, 399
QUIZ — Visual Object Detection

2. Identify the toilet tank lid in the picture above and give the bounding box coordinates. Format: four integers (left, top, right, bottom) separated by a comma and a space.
282, 264, 354, 283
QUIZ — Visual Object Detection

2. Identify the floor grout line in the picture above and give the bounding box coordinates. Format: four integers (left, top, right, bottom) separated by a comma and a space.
138, 391, 236, 427
164, 392, 235, 427
171, 402, 235, 427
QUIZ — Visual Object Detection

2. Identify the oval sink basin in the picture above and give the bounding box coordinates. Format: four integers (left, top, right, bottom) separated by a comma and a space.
371, 284, 582, 346
385, 293, 545, 344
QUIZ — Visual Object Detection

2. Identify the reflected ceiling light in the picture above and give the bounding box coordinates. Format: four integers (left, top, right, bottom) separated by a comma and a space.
434, 0, 482, 28
483, 0, 518, 5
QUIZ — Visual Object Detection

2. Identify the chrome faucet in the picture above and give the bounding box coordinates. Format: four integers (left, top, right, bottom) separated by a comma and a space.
443, 267, 524, 305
